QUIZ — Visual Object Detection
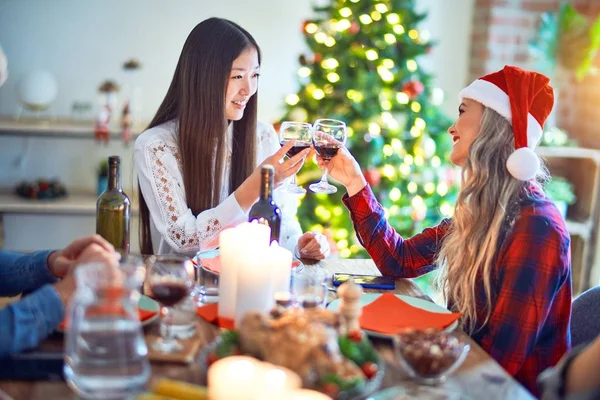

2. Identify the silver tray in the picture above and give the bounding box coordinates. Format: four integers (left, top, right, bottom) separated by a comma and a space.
198, 336, 385, 400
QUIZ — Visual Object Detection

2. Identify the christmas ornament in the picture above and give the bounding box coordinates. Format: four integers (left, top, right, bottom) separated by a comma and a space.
314, 53, 323, 63
349, 21, 360, 35
363, 168, 381, 187
401, 80, 424, 99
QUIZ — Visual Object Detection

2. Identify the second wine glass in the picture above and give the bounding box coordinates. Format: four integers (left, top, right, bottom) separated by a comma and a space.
147, 255, 193, 353
279, 121, 312, 194
310, 119, 347, 194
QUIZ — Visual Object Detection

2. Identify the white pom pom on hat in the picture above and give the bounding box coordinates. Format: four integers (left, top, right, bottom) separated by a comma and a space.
458, 65, 554, 181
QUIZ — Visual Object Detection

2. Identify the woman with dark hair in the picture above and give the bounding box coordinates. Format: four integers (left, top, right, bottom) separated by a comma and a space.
316, 66, 571, 396
135, 18, 329, 259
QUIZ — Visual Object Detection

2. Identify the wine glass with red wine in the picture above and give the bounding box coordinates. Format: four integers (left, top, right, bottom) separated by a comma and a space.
147, 255, 193, 353
310, 119, 347, 194
279, 121, 312, 194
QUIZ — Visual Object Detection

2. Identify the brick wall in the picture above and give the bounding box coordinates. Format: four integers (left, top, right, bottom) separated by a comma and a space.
469, 0, 600, 148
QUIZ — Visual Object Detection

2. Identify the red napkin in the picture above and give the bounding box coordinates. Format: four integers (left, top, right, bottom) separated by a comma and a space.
59, 308, 157, 331
196, 303, 234, 330
359, 293, 461, 335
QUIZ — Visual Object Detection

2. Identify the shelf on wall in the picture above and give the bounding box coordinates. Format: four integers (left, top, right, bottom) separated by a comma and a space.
536, 146, 600, 163
0, 117, 147, 140
0, 192, 139, 216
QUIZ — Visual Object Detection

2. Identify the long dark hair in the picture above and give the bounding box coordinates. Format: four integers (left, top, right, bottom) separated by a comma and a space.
139, 18, 261, 254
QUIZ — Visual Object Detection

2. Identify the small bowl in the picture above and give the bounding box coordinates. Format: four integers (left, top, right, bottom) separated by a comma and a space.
393, 328, 470, 385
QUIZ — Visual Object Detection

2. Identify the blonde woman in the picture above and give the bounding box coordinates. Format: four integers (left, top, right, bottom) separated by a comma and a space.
317, 66, 571, 396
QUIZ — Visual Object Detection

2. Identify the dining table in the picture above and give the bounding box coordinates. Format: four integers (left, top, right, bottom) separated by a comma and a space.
0, 258, 535, 400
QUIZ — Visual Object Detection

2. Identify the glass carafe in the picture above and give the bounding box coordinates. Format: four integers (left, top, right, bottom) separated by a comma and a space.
64, 262, 150, 399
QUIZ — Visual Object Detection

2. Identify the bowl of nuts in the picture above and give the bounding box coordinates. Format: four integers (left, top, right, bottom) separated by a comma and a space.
393, 328, 470, 385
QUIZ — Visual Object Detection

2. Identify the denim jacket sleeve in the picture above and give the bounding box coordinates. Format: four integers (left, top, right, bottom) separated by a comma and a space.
0, 250, 65, 356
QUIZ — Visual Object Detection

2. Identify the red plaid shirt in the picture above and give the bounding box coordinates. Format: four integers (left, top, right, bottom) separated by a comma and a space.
343, 185, 571, 396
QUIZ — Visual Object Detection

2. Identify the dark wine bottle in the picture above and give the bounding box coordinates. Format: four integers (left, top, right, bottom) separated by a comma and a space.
96, 156, 130, 254
249, 165, 281, 244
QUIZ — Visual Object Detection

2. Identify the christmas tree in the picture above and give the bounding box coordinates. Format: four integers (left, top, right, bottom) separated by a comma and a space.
279, 0, 459, 258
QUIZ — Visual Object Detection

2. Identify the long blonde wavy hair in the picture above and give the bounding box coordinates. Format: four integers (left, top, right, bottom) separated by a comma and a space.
435, 107, 549, 334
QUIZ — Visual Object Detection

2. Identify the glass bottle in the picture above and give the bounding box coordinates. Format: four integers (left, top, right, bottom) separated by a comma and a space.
96, 155, 130, 254
248, 165, 281, 244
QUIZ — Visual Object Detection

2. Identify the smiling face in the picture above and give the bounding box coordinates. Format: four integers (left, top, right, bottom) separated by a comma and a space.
447, 98, 485, 166
225, 46, 260, 121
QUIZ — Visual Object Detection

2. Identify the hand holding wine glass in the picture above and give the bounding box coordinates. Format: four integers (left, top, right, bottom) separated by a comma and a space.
147, 255, 193, 353
258, 140, 310, 188
279, 121, 312, 194
309, 119, 348, 194
314, 146, 367, 197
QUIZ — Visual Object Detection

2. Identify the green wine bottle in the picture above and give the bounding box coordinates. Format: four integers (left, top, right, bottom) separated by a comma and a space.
248, 165, 281, 245
96, 156, 130, 254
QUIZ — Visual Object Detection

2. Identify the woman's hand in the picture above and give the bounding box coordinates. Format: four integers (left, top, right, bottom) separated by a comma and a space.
235, 141, 310, 211
295, 232, 330, 260
315, 146, 367, 196
259, 140, 310, 187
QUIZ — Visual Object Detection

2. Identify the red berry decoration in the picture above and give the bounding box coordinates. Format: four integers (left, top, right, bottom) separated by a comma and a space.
361, 361, 379, 379
313, 53, 323, 63
349, 21, 360, 35
348, 329, 365, 342
401, 80, 424, 100
321, 382, 340, 398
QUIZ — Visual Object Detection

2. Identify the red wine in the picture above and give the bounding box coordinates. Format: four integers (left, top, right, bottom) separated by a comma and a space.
314, 144, 340, 160
150, 282, 189, 306
286, 143, 310, 158
249, 165, 281, 244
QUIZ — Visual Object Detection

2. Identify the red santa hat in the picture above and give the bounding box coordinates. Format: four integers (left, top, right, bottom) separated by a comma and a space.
458, 65, 554, 181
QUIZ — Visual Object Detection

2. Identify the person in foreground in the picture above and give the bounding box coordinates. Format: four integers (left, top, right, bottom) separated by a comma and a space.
317, 66, 571, 395
135, 18, 329, 259
0, 235, 119, 357
538, 333, 600, 399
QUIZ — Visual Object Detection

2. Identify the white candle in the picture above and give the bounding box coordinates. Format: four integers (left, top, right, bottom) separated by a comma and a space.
265, 243, 293, 295
208, 357, 302, 400
208, 356, 266, 400
235, 254, 273, 327
259, 365, 302, 399
287, 389, 332, 399
218, 222, 270, 321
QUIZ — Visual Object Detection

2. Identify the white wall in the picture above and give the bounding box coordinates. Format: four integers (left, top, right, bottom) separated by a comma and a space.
0, 0, 474, 251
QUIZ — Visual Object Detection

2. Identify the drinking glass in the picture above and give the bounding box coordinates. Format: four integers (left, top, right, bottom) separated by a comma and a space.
310, 119, 347, 194
291, 267, 328, 308
194, 250, 220, 305
279, 121, 312, 194
146, 255, 193, 353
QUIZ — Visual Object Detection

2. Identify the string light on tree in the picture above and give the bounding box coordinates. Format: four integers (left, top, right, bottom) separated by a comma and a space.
375, 3, 388, 13
406, 59, 418, 72
286, 94, 300, 106
393, 25, 405, 35
386, 13, 400, 24
339, 7, 353, 17
365, 49, 379, 60
359, 14, 373, 24
370, 11, 382, 21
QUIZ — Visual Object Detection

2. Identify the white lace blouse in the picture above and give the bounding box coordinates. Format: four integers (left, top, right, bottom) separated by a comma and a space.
134, 120, 303, 256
